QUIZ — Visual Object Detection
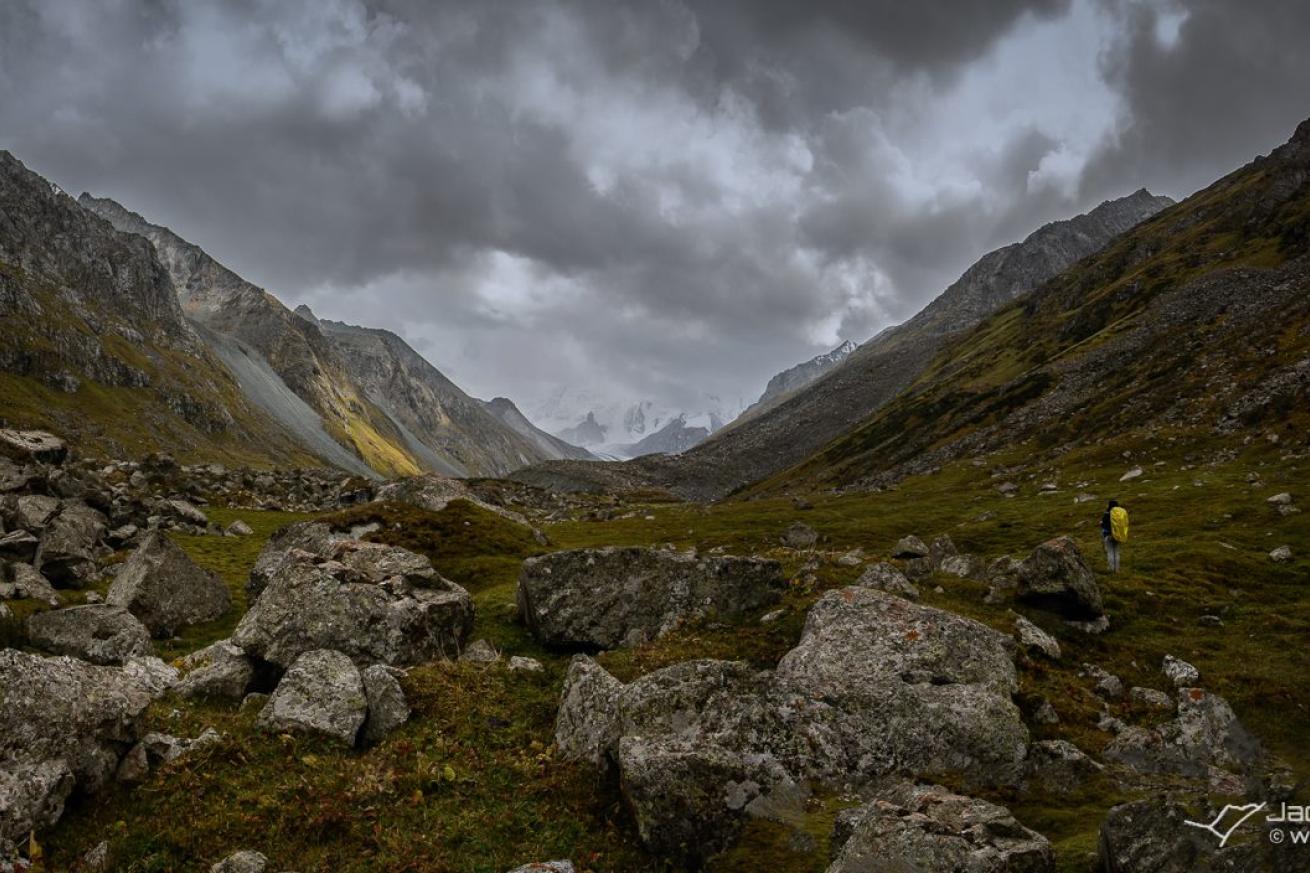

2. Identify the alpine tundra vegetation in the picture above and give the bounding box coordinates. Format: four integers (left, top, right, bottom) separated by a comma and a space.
2, 2, 1310, 872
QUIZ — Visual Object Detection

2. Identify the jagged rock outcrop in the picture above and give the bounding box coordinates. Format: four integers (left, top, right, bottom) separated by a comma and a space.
553, 588, 1027, 864
257, 650, 368, 745
482, 397, 594, 462
234, 537, 473, 668
517, 547, 785, 648
25, 604, 153, 665
1015, 536, 1104, 618
738, 340, 857, 422
828, 783, 1054, 872
108, 530, 231, 637
176, 639, 257, 700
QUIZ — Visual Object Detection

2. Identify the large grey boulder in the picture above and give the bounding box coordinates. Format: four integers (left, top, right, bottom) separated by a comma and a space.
26, 604, 153, 665
0, 562, 58, 605
892, 535, 930, 559
852, 562, 919, 599
35, 502, 107, 586
774, 587, 1027, 785
13, 495, 59, 532
360, 664, 410, 745
176, 639, 256, 700
0, 758, 75, 844
1015, 536, 1103, 618
0, 430, 67, 465
246, 521, 338, 601
0, 650, 155, 791
0, 530, 38, 563
517, 547, 786, 649
829, 783, 1053, 873
555, 655, 624, 771
108, 531, 231, 637
234, 541, 473, 669
560, 588, 1029, 865
1097, 799, 1277, 872
258, 650, 367, 745
1104, 688, 1262, 784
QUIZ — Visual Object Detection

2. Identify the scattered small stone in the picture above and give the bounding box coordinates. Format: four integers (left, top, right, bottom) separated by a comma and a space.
834, 549, 863, 567
224, 519, 254, 537
891, 535, 929, 559
1119, 466, 1143, 482
1064, 615, 1110, 634
1012, 613, 1061, 660
210, 850, 268, 873
783, 522, 818, 549
508, 656, 544, 673
460, 639, 500, 663
759, 608, 786, 624
1267, 492, 1293, 505
1128, 687, 1174, 711
361, 664, 410, 745
1083, 664, 1124, 700
791, 496, 813, 511
1033, 700, 1060, 724
854, 563, 919, 600
997, 482, 1019, 496
504, 863, 575, 873
1198, 614, 1224, 628
1162, 655, 1200, 688
1270, 545, 1292, 563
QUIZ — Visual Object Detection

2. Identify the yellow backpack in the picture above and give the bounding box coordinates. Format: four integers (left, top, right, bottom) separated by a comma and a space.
1110, 506, 1129, 542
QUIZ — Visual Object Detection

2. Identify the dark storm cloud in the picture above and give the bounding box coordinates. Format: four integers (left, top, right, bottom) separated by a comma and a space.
1080, 0, 1310, 201
1, 0, 1304, 416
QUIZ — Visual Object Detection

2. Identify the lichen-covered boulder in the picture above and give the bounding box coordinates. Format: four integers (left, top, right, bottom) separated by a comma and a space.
829, 783, 1054, 873
360, 664, 410, 746
554, 655, 624, 771
0, 759, 74, 844
35, 502, 107, 586
0, 430, 67, 465
1103, 688, 1262, 784
774, 588, 1027, 784
853, 562, 919, 599
246, 521, 338, 601
0, 650, 156, 792
1097, 799, 1278, 872
0, 562, 58, 605
892, 535, 929, 559
176, 639, 256, 700
26, 604, 153, 665
258, 650, 367, 745
210, 850, 269, 873
1015, 536, 1103, 618
517, 547, 786, 649
108, 531, 231, 637
234, 541, 473, 669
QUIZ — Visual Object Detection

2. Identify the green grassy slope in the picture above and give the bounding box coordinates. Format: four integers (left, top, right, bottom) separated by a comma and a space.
40, 435, 1309, 871
759, 122, 1310, 497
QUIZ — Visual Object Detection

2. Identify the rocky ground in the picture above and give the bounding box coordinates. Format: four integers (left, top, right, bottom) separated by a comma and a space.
1, 426, 1308, 871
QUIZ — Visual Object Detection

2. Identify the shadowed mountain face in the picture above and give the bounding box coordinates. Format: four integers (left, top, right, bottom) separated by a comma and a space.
765, 119, 1310, 494
0, 151, 318, 466
736, 340, 858, 424
78, 195, 563, 478
482, 397, 593, 462
514, 189, 1175, 497
314, 316, 576, 476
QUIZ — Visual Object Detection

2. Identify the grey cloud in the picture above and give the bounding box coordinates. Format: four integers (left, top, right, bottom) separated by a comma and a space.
1, 0, 1302, 420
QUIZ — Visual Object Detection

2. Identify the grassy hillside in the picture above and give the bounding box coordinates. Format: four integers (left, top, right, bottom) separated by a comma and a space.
760, 124, 1310, 496
41, 437, 1309, 871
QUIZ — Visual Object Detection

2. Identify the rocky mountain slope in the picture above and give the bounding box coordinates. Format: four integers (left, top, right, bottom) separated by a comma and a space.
0, 152, 319, 468
610, 414, 709, 457
530, 388, 741, 456
78, 195, 562, 478
766, 120, 1310, 494
737, 339, 857, 422
314, 315, 578, 476
481, 397, 593, 462
514, 189, 1174, 497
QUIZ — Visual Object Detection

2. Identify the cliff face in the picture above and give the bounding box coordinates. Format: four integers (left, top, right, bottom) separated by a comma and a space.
0, 152, 317, 466
80, 195, 564, 478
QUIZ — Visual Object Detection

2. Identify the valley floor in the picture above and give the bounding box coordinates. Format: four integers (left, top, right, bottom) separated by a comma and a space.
36, 431, 1310, 872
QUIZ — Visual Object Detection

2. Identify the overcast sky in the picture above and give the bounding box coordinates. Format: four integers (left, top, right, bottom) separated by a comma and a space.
2, 0, 1308, 420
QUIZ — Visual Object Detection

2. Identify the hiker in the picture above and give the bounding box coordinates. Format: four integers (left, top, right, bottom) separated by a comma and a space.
1101, 499, 1128, 573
